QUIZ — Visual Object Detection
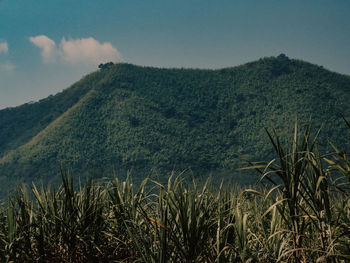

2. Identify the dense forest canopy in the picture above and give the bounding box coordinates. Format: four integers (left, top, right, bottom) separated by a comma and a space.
0, 55, 350, 192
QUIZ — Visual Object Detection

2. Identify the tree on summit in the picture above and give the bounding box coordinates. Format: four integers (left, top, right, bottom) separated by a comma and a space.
98, 62, 114, 70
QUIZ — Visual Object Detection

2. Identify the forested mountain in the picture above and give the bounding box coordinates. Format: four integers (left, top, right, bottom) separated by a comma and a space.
1, 55, 350, 190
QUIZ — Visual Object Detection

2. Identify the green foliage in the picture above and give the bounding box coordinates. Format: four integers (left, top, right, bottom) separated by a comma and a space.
98, 62, 114, 70
243, 122, 350, 262
1, 56, 350, 191
0, 122, 349, 262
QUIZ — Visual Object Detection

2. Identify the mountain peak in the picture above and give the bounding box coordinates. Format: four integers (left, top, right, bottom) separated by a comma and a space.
0, 56, 350, 190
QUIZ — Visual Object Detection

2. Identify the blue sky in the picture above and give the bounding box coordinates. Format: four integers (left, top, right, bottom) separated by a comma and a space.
0, 0, 350, 109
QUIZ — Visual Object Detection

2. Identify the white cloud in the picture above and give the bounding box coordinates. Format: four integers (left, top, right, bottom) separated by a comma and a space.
29, 35, 56, 63
0, 61, 15, 71
0, 41, 8, 54
60, 37, 121, 65
29, 35, 122, 65
0, 42, 15, 71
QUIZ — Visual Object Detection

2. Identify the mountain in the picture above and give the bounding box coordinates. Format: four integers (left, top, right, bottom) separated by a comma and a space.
1, 55, 350, 190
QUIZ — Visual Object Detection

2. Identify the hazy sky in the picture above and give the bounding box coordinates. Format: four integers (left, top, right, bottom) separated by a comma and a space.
1, 0, 350, 109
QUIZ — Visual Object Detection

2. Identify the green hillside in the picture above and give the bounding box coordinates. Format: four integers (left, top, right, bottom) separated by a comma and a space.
1, 55, 350, 189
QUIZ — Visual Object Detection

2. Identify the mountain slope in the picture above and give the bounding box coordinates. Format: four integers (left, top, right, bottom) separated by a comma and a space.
0, 71, 103, 158
1, 55, 350, 188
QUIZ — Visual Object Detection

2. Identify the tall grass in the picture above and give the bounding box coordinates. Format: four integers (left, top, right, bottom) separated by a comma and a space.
0, 122, 349, 262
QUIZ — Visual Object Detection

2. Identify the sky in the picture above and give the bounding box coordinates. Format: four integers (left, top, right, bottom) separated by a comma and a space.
0, 0, 350, 109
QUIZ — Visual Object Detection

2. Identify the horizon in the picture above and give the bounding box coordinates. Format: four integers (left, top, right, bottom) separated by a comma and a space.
0, 54, 345, 111
1, 0, 350, 109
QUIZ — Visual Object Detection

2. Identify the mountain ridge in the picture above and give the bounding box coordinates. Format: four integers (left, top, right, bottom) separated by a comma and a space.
1, 55, 350, 190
